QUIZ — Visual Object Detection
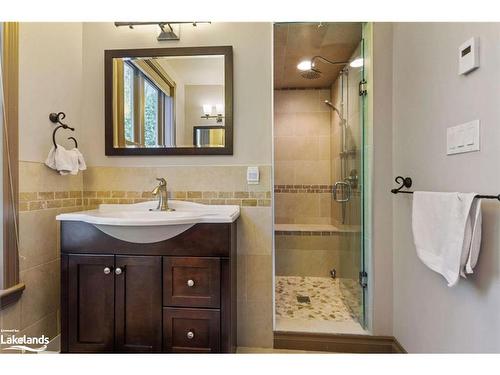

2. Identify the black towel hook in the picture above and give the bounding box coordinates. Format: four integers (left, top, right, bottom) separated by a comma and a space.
49, 112, 76, 149
391, 176, 412, 194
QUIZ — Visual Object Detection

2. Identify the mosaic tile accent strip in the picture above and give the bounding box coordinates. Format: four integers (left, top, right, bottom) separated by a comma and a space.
274, 185, 362, 196
274, 185, 333, 193
275, 276, 358, 322
81, 190, 272, 208
19, 191, 84, 212
275, 231, 340, 236
20, 190, 272, 211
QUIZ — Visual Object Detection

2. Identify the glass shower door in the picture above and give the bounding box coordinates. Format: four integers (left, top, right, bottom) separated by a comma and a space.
337, 32, 367, 329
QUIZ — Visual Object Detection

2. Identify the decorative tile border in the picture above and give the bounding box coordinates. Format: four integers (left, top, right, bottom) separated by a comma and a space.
274, 185, 361, 196
274, 184, 333, 193
275, 230, 340, 236
83, 190, 272, 208
19, 191, 84, 212
19, 190, 272, 211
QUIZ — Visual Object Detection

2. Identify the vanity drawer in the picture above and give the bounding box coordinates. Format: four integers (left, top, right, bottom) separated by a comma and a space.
163, 308, 220, 353
163, 257, 220, 308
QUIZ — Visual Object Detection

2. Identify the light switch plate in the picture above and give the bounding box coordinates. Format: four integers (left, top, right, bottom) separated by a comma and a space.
447, 120, 480, 155
247, 166, 259, 185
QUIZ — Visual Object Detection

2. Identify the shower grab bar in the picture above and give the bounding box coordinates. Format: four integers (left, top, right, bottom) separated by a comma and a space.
391, 176, 500, 201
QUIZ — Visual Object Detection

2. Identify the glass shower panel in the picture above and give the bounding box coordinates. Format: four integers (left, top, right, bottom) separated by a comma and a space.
337, 38, 366, 328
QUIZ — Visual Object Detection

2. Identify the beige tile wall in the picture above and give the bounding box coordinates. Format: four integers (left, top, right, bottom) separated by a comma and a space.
275, 233, 358, 278
0, 162, 84, 351
274, 89, 333, 225
1, 162, 274, 351
83, 165, 274, 348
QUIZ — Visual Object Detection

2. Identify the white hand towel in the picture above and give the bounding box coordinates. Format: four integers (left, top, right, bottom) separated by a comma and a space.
412, 191, 482, 287
71, 148, 87, 172
55, 145, 79, 175
45, 146, 57, 170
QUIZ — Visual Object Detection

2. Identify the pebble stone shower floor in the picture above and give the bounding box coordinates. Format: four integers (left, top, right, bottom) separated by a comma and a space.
275, 276, 364, 333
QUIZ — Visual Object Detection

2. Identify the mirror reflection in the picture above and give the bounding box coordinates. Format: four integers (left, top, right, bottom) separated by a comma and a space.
112, 55, 225, 149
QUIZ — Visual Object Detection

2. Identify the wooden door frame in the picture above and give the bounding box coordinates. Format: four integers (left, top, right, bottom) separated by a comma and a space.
0, 22, 24, 310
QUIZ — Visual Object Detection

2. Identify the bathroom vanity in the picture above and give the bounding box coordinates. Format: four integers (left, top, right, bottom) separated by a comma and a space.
57, 201, 239, 353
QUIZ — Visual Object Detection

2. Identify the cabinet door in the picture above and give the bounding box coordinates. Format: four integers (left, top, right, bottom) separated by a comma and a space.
115, 256, 162, 352
67, 254, 115, 353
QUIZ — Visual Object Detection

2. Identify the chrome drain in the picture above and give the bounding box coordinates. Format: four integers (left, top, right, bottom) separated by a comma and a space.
296, 295, 311, 303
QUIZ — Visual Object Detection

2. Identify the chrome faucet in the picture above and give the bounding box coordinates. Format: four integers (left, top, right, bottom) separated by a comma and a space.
150, 178, 174, 211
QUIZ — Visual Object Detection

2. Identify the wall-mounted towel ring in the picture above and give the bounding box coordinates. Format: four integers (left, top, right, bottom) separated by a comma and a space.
67, 136, 78, 148
49, 112, 76, 149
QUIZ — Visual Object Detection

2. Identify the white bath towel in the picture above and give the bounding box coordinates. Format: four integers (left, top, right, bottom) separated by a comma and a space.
412, 191, 482, 287
45, 145, 86, 175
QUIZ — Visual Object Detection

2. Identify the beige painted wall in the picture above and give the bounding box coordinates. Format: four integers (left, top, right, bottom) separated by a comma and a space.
184, 84, 224, 146
1, 23, 85, 346
392, 23, 500, 352
81, 22, 272, 166
19, 23, 83, 163
370, 22, 394, 336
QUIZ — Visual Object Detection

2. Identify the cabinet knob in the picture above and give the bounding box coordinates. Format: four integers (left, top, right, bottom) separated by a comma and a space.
186, 279, 195, 287
103, 267, 111, 275
115, 267, 123, 275
186, 331, 195, 339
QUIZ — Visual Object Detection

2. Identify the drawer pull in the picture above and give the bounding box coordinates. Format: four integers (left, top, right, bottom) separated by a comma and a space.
103, 267, 111, 275
186, 279, 195, 287
186, 331, 195, 339
115, 267, 123, 275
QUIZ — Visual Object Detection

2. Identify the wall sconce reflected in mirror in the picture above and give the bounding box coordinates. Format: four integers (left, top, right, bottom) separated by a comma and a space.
201, 104, 224, 124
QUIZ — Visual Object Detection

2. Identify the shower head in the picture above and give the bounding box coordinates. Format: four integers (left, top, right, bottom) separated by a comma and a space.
300, 68, 322, 80
297, 56, 348, 81
324, 100, 343, 121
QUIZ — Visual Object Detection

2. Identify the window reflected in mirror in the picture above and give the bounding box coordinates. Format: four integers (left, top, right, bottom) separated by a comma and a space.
111, 54, 226, 150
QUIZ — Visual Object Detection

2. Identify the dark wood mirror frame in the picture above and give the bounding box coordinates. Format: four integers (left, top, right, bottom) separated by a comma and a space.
1, 22, 24, 310
104, 46, 233, 156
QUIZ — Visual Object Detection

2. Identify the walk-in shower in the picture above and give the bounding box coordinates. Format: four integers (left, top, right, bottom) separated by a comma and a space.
273, 22, 367, 335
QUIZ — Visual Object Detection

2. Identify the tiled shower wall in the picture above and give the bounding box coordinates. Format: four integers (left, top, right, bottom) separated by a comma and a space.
0, 162, 274, 350
330, 43, 362, 227
274, 89, 332, 225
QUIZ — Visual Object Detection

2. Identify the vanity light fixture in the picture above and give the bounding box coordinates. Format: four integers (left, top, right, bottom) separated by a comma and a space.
201, 104, 224, 124
216, 104, 224, 115
114, 22, 211, 41
203, 104, 212, 116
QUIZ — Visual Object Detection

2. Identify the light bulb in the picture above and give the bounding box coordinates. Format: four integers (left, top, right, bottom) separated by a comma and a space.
297, 60, 312, 71
350, 58, 363, 68
202, 104, 212, 116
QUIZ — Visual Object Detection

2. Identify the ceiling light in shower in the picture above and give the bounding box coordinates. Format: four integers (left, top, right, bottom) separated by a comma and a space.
297, 60, 313, 71
350, 58, 364, 68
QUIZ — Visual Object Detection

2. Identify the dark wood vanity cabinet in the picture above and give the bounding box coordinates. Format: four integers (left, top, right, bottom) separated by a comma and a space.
60, 222, 237, 354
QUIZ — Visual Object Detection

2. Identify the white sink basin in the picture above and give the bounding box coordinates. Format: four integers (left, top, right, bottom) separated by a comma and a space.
56, 200, 240, 243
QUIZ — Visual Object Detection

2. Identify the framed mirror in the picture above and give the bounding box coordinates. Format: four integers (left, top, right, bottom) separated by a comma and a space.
104, 46, 233, 156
